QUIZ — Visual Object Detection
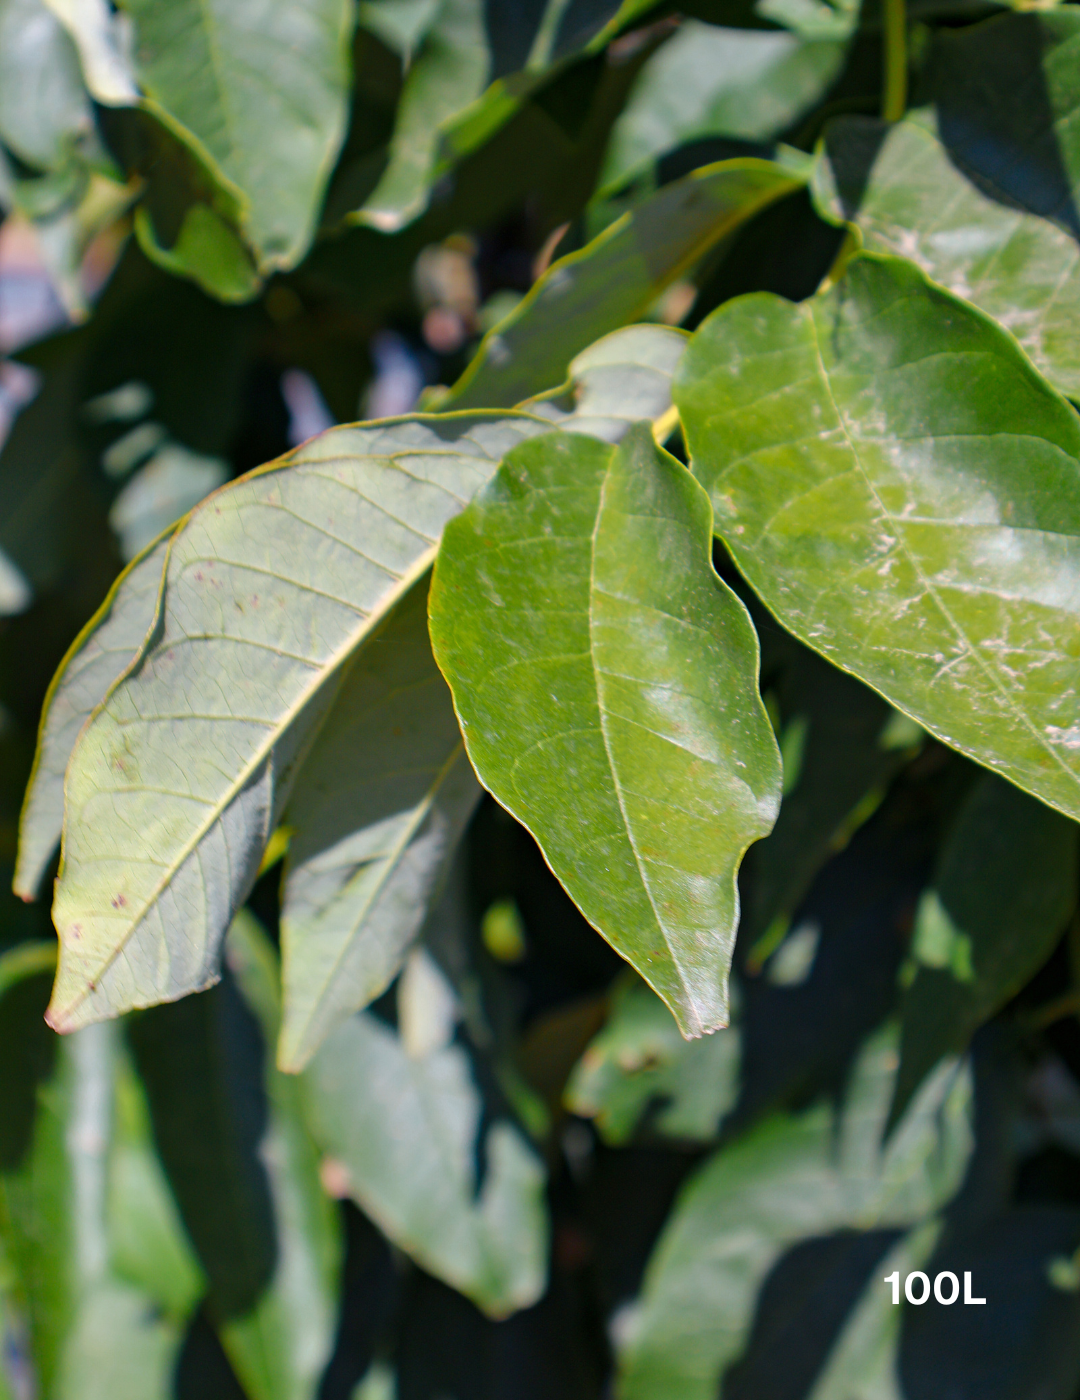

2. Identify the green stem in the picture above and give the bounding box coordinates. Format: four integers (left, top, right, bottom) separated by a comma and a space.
882, 0, 907, 122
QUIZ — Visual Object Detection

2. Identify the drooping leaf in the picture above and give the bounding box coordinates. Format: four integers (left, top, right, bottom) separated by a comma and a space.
119, 0, 356, 272
15, 530, 173, 901
600, 22, 845, 194
300, 959, 547, 1318
564, 974, 741, 1144
278, 323, 686, 1071
676, 252, 1080, 826
812, 12, 1080, 398
442, 156, 809, 410
890, 774, 1078, 1127
48, 411, 556, 1034
616, 1027, 972, 1400
429, 424, 782, 1036
279, 577, 480, 1073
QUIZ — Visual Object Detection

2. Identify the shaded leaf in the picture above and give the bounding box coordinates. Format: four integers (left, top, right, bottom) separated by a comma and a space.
279, 577, 481, 1072
48, 411, 554, 1033
15, 531, 173, 901
429, 425, 781, 1036
601, 22, 845, 194
616, 1027, 972, 1400
676, 253, 1080, 825
0, 1011, 193, 1400
121, 0, 355, 271
812, 12, 1080, 397
890, 774, 1078, 1127
442, 156, 808, 410
0, 0, 92, 171
565, 974, 740, 1144
301, 961, 547, 1318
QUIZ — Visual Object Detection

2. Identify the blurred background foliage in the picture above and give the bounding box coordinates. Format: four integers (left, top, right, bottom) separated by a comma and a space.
2, 0, 1080, 1396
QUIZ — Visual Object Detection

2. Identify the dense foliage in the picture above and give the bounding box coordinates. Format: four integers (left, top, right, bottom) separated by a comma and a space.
2, 1, 1080, 1396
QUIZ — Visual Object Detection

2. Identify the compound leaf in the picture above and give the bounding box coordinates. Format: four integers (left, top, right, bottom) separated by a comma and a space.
429, 424, 781, 1036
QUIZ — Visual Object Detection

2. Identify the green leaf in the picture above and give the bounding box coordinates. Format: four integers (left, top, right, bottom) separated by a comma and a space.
220, 913, 342, 1400
48, 412, 554, 1034
442, 157, 808, 410
119, 0, 356, 271
890, 774, 1078, 1127
805, 1223, 940, 1400
0, 0, 93, 171
616, 1026, 972, 1400
15, 531, 173, 901
676, 252, 1080, 826
429, 424, 782, 1035
356, 0, 488, 231
565, 974, 740, 1144
279, 576, 481, 1072
600, 23, 845, 194
129, 913, 341, 1400
277, 324, 686, 1071
41, 0, 139, 104
300, 958, 547, 1317
0, 1002, 192, 1400
812, 12, 1080, 398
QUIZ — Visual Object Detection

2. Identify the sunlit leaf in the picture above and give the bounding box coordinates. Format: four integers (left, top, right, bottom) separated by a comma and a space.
15, 532, 172, 901
676, 252, 1080, 825
277, 322, 686, 1071
120, 0, 355, 271
430, 425, 781, 1035
50, 411, 589, 1034
812, 12, 1080, 398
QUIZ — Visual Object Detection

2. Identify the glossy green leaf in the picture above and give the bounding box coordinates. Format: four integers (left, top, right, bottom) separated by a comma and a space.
616, 1027, 972, 1400
120, 0, 355, 271
565, 974, 740, 1144
812, 12, 1080, 398
48, 411, 556, 1034
600, 23, 845, 194
430, 424, 782, 1036
301, 956, 547, 1318
278, 324, 686, 1071
15, 531, 173, 901
676, 252, 1080, 826
442, 157, 808, 410
890, 774, 1078, 1127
